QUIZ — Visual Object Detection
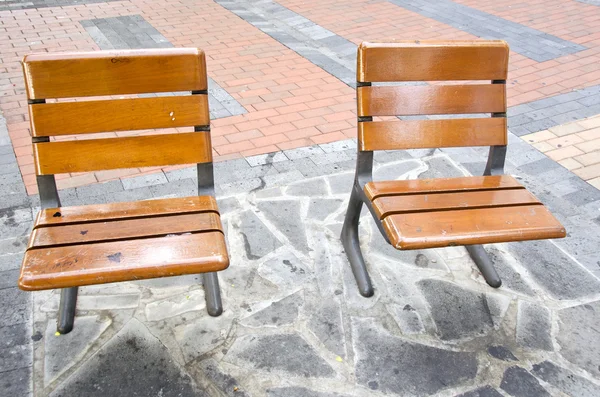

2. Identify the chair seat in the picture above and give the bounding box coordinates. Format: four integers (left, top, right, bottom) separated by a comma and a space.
364, 175, 566, 250
19, 196, 229, 291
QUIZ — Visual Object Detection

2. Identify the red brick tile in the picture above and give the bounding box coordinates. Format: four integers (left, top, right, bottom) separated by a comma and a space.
242, 145, 279, 157
277, 138, 315, 151
215, 140, 255, 155
226, 129, 264, 143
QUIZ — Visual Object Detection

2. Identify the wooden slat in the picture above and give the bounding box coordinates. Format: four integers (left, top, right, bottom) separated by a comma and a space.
364, 175, 523, 200
33, 132, 212, 175
22, 48, 207, 99
35, 196, 218, 226
357, 84, 505, 117
372, 189, 539, 219
358, 118, 507, 151
29, 212, 223, 248
382, 205, 566, 250
29, 95, 209, 136
19, 232, 229, 291
357, 40, 509, 82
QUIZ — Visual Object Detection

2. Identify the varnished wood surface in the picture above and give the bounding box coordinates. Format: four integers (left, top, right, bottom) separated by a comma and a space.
357, 84, 506, 117
29, 95, 209, 136
358, 118, 507, 151
357, 40, 509, 82
20, 232, 229, 290
36, 196, 218, 226
364, 175, 523, 200
34, 132, 212, 175
22, 48, 208, 99
29, 212, 223, 248
372, 189, 540, 219
382, 205, 566, 250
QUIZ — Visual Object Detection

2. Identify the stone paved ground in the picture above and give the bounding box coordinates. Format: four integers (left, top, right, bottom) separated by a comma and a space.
2, 92, 600, 395
2, 0, 600, 396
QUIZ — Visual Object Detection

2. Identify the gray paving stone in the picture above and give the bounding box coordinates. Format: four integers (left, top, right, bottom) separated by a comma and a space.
198, 359, 250, 397
121, 173, 168, 190
352, 318, 478, 394
164, 166, 196, 182
245, 152, 288, 167
144, 290, 206, 322
516, 301, 553, 351
149, 178, 197, 198
373, 159, 422, 180
217, 178, 264, 196
286, 178, 328, 196
307, 198, 343, 220
262, 170, 306, 189
456, 386, 504, 397
387, 304, 425, 335
319, 139, 355, 153
284, 145, 326, 160
531, 360, 600, 397
557, 301, 600, 377
418, 155, 466, 179
487, 345, 518, 362
267, 387, 349, 397
75, 180, 123, 199
43, 316, 111, 386
216, 197, 240, 215
257, 251, 311, 290
0, 343, 31, 373
0, 287, 30, 326
225, 333, 334, 377
0, 269, 19, 290
0, 253, 23, 272
242, 291, 303, 327
418, 279, 495, 340
500, 366, 551, 397
257, 200, 309, 253
486, 247, 535, 296
508, 240, 600, 300
176, 310, 235, 363
307, 298, 345, 357
50, 319, 204, 397
326, 172, 354, 195
0, 367, 32, 397
236, 210, 282, 260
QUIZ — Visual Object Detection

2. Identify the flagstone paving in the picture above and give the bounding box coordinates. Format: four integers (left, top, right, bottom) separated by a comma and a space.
2, 127, 600, 395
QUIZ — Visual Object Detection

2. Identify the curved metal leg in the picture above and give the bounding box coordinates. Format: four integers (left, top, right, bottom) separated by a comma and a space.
57, 287, 78, 334
341, 187, 374, 297
466, 245, 502, 288
203, 272, 223, 316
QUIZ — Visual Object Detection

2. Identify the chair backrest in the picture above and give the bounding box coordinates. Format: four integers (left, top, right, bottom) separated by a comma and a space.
356, 40, 509, 151
22, 48, 212, 177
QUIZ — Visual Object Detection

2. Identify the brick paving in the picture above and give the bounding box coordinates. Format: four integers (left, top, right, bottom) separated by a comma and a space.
0, 0, 600, 194
523, 114, 600, 188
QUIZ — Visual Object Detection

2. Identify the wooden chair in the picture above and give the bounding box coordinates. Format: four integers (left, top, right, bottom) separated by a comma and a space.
341, 40, 566, 297
19, 49, 229, 334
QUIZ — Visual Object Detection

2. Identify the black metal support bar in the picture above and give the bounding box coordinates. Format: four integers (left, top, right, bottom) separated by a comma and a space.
466, 245, 502, 287
197, 154, 224, 316
34, 119, 82, 333
203, 272, 223, 316
57, 287, 78, 334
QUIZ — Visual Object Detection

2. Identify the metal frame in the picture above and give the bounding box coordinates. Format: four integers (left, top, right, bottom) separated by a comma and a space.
32, 91, 224, 334
341, 80, 508, 297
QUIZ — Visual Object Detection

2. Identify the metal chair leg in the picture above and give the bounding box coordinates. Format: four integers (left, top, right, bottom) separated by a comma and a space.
57, 287, 78, 334
466, 245, 502, 288
341, 187, 374, 297
203, 272, 223, 316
